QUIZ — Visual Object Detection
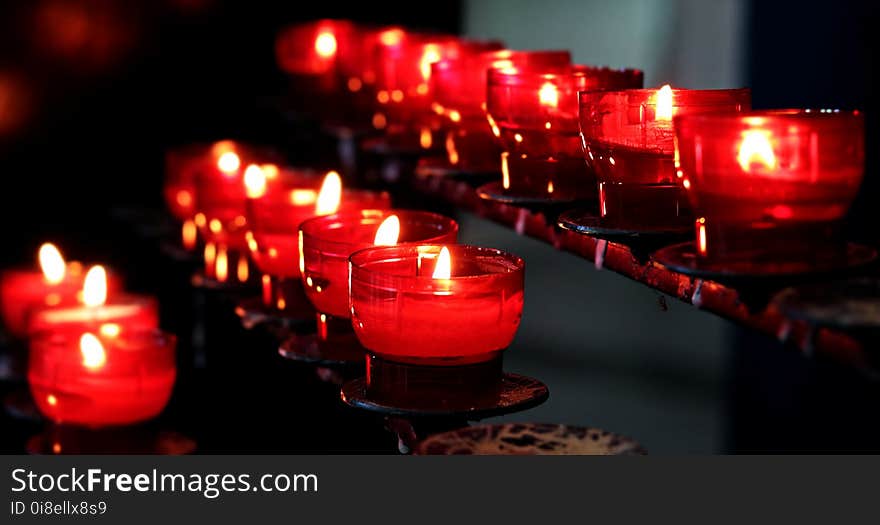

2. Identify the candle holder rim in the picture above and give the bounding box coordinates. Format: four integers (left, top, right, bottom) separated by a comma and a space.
578, 86, 752, 104
673, 108, 864, 127
299, 208, 459, 249
349, 243, 525, 281
489, 63, 643, 87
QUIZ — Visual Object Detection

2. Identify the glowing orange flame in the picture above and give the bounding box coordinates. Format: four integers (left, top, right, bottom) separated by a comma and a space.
237, 254, 249, 283
373, 215, 400, 246
215, 246, 228, 283
432, 246, 451, 279
446, 133, 459, 166
379, 28, 404, 47
176, 190, 193, 208
501, 151, 510, 190
290, 189, 317, 206
244, 164, 267, 198
38, 243, 66, 284
262, 274, 272, 306
298, 231, 305, 274
80, 333, 106, 370
655, 84, 673, 121
99, 322, 121, 338
420, 127, 433, 149
217, 151, 241, 175
315, 171, 342, 215
82, 265, 107, 307
737, 129, 777, 173
204, 242, 216, 277
420, 44, 441, 81
696, 217, 708, 256
182, 219, 197, 250
314, 31, 337, 58
538, 82, 559, 108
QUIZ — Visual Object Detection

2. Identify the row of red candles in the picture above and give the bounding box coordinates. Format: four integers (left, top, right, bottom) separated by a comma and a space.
274, 20, 863, 263
0, 245, 173, 429
0, 19, 866, 431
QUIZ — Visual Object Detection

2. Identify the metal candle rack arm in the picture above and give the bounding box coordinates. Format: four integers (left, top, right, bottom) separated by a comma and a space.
411, 174, 872, 374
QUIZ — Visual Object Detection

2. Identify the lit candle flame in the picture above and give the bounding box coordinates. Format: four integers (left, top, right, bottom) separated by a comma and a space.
373, 215, 400, 246
237, 253, 249, 283
244, 164, 267, 198
314, 31, 337, 58
290, 189, 318, 206
82, 265, 107, 307
215, 246, 228, 283
420, 44, 442, 81
539, 81, 559, 108
379, 28, 403, 47
315, 170, 342, 215
80, 333, 107, 370
38, 243, 65, 284
420, 127, 433, 149
217, 151, 241, 175
182, 219, 197, 250
737, 129, 777, 173
99, 322, 121, 338
655, 84, 673, 121
432, 246, 451, 279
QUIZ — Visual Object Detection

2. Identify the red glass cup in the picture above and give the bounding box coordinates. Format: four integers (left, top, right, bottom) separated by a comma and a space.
193, 144, 281, 283
1, 258, 123, 339
275, 20, 384, 128
299, 210, 458, 323
28, 330, 176, 427
370, 29, 503, 151
430, 49, 571, 173
246, 167, 391, 312
487, 65, 643, 200
674, 109, 864, 263
579, 87, 750, 227
350, 244, 524, 365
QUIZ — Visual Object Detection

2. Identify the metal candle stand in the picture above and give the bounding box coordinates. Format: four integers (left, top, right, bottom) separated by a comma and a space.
340, 353, 549, 453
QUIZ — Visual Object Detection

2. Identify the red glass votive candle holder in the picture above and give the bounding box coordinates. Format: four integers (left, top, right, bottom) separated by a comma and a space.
674, 109, 864, 263
0, 248, 122, 338
193, 144, 281, 283
246, 167, 391, 312
370, 29, 503, 151
350, 244, 524, 407
430, 49, 571, 173
487, 64, 643, 200
28, 330, 176, 427
579, 87, 750, 227
300, 210, 459, 323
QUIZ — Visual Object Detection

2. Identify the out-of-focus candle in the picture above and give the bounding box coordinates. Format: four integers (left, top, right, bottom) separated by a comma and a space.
487, 64, 643, 200
0, 245, 120, 338
245, 167, 391, 310
370, 29, 503, 151
430, 49, 571, 172
28, 265, 158, 337
349, 244, 524, 365
579, 86, 750, 226
299, 210, 458, 320
674, 109, 864, 262
28, 330, 176, 426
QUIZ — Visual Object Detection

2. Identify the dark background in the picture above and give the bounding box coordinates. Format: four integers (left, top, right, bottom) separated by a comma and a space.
1, 0, 878, 453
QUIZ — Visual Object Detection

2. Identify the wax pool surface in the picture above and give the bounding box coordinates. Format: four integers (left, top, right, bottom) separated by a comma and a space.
350, 251, 524, 363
